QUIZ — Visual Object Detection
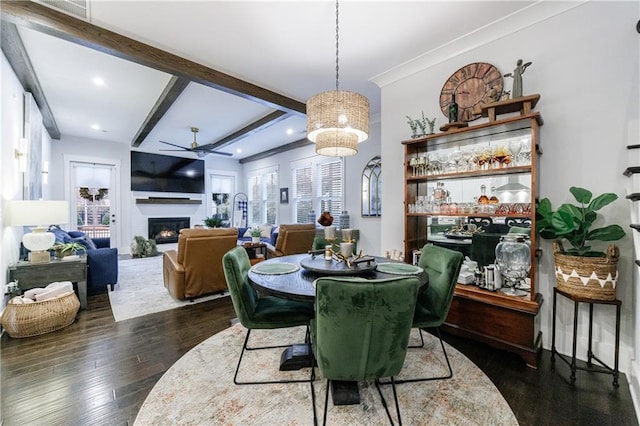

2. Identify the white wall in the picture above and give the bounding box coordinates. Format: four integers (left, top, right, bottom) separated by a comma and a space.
1, 52, 54, 308
377, 0, 639, 384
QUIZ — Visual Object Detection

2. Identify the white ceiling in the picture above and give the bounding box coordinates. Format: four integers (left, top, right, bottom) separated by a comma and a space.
13, 1, 539, 160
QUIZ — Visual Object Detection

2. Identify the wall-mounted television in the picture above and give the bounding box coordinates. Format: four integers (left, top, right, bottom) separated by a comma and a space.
131, 151, 205, 194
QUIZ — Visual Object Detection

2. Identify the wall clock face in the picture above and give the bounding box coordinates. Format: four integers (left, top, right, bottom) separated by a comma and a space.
439, 62, 503, 122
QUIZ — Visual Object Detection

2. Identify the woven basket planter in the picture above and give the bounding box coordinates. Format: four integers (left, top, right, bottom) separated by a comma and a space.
553, 241, 619, 301
0, 292, 80, 338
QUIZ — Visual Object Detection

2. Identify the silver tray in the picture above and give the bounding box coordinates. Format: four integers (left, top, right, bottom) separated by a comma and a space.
299, 256, 377, 276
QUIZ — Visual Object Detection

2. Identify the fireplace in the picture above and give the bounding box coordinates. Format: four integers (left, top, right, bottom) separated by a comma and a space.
148, 217, 190, 244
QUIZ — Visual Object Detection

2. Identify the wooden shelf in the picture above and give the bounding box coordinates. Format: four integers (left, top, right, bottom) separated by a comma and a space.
406, 212, 531, 218
406, 166, 531, 182
136, 198, 202, 205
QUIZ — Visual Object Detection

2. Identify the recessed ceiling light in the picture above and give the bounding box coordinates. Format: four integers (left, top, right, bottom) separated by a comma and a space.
91, 124, 100, 130
286, 128, 294, 135
92, 77, 105, 86
236, 148, 242, 153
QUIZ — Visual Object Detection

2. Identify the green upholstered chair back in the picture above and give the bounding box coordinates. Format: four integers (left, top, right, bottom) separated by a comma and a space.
222, 246, 259, 327
312, 276, 420, 382
470, 233, 503, 269
416, 244, 463, 326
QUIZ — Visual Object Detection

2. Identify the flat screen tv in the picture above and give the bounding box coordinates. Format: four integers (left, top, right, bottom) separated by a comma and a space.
131, 151, 205, 194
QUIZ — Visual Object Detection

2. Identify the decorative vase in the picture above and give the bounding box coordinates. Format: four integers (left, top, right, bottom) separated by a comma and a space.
317, 211, 333, 227
553, 241, 619, 301
338, 211, 350, 229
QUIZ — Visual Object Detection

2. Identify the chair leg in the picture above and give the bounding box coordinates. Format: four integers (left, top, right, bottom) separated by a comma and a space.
375, 377, 401, 425
233, 328, 313, 385
394, 327, 453, 384
408, 327, 425, 349
323, 379, 330, 426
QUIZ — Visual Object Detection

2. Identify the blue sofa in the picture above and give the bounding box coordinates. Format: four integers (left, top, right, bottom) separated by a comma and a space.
48, 226, 118, 294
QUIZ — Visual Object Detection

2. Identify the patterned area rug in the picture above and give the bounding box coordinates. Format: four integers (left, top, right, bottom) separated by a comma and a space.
108, 255, 228, 321
135, 324, 518, 425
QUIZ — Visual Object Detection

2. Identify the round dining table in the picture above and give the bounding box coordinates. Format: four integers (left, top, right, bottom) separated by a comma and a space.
247, 252, 429, 405
248, 253, 429, 302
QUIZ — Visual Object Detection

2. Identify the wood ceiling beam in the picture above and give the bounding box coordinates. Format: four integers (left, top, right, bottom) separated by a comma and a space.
200, 110, 290, 152
239, 138, 313, 164
131, 76, 190, 147
0, 0, 307, 117
1, 22, 60, 139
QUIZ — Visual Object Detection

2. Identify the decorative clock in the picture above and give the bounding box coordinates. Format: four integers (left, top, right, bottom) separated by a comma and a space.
439, 62, 503, 122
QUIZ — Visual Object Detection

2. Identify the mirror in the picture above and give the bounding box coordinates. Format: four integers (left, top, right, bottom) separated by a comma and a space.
362, 156, 382, 217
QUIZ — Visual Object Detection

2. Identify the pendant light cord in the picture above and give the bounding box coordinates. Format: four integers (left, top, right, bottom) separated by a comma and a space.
335, 0, 340, 91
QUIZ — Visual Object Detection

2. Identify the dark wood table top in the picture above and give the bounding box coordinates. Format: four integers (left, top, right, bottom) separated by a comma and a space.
248, 253, 428, 302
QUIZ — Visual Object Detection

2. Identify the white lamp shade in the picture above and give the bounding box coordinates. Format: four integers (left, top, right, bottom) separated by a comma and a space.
5, 200, 69, 227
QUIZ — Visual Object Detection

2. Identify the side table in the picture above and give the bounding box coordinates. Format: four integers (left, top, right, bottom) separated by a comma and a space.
551, 287, 620, 387
242, 242, 268, 265
8, 258, 88, 310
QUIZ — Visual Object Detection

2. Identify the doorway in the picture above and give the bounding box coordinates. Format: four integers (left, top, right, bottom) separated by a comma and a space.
68, 160, 119, 248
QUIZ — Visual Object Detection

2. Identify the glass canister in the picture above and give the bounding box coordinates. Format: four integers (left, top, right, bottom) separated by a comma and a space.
494, 234, 531, 297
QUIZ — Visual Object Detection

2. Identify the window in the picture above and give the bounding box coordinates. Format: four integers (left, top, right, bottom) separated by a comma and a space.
317, 160, 343, 220
247, 168, 278, 225
291, 159, 344, 224
293, 164, 313, 223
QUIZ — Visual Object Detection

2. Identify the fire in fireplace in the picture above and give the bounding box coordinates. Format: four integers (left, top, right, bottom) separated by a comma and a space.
148, 217, 190, 244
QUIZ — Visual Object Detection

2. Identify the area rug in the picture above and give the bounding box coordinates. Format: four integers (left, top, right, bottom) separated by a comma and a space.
108, 255, 228, 322
135, 324, 518, 425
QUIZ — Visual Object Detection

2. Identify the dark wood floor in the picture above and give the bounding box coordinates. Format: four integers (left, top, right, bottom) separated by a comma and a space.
1, 293, 637, 426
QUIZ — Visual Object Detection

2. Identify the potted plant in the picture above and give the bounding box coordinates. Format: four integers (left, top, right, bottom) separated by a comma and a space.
51, 242, 87, 259
249, 228, 262, 244
536, 186, 626, 300
203, 216, 224, 228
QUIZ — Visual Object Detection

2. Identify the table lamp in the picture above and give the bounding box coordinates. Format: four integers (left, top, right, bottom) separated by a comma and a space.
5, 200, 69, 263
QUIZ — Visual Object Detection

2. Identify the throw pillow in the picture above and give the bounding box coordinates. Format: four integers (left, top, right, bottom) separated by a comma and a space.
259, 225, 272, 238
64, 235, 97, 250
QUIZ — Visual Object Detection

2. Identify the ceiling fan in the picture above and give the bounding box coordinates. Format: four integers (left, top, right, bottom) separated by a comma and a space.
159, 127, 232, 157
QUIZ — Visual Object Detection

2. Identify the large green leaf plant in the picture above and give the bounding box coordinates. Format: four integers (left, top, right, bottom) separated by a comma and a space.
536, 186, 626, 257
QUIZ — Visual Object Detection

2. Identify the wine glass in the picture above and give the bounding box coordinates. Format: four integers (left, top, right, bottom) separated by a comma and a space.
520, 139, 532, 166
508, 140, 522, 167
409, 157, 418, 176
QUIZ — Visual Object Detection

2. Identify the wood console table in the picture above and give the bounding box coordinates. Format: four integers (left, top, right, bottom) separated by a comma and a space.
8, 258, 88, 309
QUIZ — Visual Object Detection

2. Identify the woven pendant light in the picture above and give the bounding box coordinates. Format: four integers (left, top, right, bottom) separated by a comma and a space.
306, 0, 369, 156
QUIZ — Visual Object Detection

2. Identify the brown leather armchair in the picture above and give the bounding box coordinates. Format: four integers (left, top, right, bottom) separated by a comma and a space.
163, 228, 238, 299
267, 223, 317, 257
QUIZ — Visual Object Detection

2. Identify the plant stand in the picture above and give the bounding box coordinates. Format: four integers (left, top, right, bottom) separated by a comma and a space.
551, 287, 621, 387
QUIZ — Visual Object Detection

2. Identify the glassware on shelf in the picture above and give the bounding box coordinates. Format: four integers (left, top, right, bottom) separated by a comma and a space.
495, 234, 531, 297
409, 157, 418, 176
493, 145, 511, 168
508, 140, 522, 166
477, 184, 489, 211
489, 187, 499, 204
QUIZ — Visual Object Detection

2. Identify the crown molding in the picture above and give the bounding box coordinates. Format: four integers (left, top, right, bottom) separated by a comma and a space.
370, 1, 587, 88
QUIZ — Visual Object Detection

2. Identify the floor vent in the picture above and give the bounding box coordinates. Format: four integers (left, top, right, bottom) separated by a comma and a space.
35, 0, 89, 21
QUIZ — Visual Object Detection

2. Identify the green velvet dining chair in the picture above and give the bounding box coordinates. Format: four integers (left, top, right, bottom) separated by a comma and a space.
400, 243, 463, 384
222, 246, 315, 385
310, 276, 420, 425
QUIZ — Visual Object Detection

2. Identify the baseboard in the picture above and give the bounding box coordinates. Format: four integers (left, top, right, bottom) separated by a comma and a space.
630, 359, 640, 423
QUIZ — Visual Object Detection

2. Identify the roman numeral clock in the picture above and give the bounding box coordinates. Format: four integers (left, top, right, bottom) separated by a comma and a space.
439, 62, 503, 123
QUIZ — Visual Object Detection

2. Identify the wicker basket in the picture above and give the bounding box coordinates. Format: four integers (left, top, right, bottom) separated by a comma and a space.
0, 292, 80, 338
553, 241, 619, 301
